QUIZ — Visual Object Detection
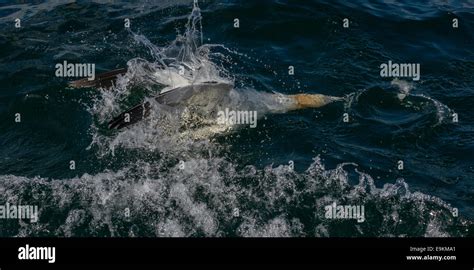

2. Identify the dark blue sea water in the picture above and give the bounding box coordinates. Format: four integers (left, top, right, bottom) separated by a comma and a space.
0, 0, 473, 237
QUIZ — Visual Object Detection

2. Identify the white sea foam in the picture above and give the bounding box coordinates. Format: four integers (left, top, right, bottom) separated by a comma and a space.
0, 156, 469, 237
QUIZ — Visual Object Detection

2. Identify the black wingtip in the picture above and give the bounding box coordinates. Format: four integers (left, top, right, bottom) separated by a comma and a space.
108, 101, 152, 130
69, 68, 128, 89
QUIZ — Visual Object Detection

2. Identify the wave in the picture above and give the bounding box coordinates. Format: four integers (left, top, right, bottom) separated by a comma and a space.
0, 156, 470, 237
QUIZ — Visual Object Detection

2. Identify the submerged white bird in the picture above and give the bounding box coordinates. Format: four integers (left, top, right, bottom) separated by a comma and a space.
71, 74, 340, 131
69, 1, 341, 134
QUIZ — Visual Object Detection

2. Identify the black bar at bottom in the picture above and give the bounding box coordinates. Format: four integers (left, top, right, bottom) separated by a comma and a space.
0, 237, 471, 266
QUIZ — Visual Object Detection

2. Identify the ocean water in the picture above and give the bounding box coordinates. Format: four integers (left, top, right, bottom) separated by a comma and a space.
0, 0, 473, 237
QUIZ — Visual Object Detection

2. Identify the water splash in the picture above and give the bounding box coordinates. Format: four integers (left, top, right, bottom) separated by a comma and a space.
391, 78, 413, 101
126, 2, 230, 90
86, 1, 326, 153
342, 79, 456, 126
390, 79, 456, 126
0, 156, 470, 237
